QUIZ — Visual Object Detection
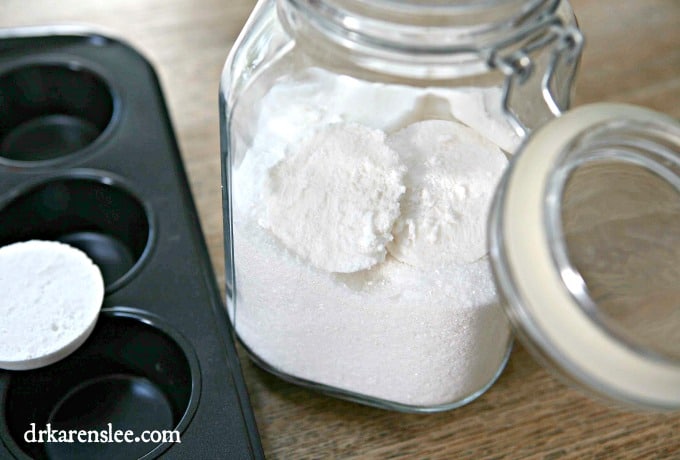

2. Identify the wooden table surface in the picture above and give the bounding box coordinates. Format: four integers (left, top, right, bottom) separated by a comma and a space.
1, 0, 678, 458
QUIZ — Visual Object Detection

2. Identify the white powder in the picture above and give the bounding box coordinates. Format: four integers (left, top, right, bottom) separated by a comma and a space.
263, 123, 406, 273
230, 68, 515, 407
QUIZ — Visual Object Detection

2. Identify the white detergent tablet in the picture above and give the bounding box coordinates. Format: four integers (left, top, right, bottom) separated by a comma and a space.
386, 120, 508, 269
263, 122, 406, 273
0, 240, 104, 370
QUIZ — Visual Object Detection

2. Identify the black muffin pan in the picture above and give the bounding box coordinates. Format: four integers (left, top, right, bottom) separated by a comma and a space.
0, 27, 263, 459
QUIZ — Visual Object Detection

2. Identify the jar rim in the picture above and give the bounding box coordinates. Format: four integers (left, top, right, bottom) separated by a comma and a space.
283, 0, 560, 51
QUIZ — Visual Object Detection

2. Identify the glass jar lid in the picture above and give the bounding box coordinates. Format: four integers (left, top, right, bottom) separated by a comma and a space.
489, 103, 680, 410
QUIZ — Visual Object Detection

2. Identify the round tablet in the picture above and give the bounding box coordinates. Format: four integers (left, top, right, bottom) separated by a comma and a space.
0, 240, 104, 370
263, 122, 406, 273
386, 120, 508, 269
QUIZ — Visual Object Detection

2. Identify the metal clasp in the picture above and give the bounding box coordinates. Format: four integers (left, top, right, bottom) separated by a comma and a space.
487, 14, 584, 138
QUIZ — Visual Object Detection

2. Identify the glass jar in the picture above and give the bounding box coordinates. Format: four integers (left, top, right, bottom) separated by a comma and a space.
219, 0, 584, 412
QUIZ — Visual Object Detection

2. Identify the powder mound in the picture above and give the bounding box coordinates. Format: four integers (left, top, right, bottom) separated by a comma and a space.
0, 240, 104, 370
263, 122, 406, 273
386, 120, 508, 268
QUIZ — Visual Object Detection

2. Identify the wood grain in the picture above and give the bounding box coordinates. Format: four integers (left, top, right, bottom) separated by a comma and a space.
0, 0, 678, 458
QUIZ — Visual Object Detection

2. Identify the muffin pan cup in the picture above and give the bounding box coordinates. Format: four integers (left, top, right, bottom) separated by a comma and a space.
0, 27, 263, 459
